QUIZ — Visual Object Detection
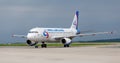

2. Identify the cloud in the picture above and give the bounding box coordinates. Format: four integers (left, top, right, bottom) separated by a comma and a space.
0, 0, 120, 43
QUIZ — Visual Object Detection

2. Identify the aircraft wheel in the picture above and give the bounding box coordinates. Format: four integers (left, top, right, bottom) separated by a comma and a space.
64, 45, 66, 47
41, 43, 47, 48
66, 44, 69, 47
64, 44, 69, 47
35, 46, 38, 48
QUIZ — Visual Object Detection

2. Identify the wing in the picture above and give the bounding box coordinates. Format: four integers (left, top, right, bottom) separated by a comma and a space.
53, 31, 113, 40
12, 34, 27, 38
52, 36, 74, 40
78, 32, 113, 37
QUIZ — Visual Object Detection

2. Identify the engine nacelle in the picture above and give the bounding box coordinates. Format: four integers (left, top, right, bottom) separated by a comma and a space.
61, 38, 72, 45
26, 40, 38, 46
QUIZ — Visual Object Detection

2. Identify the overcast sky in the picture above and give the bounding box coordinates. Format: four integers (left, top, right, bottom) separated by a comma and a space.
0, 0, 120, 43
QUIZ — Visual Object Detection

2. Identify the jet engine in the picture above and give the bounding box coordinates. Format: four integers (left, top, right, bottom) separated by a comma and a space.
26, 40, 38, 46
61, 38, 72, 45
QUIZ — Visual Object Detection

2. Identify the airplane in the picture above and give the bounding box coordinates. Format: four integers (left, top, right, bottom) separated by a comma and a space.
13, 11, 113, 48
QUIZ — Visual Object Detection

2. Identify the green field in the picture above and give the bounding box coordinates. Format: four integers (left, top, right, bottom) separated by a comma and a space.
0, 42, 118, 47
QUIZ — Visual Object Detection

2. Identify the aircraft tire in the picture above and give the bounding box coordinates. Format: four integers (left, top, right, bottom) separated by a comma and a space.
64, 45, 66, 47
66, 44, 69, 47
64, 44, 69, 47
35, 46, 38, 48
41, 44, 47, 48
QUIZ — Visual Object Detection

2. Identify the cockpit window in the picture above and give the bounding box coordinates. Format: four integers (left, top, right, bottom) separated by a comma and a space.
29, 31, 38, 33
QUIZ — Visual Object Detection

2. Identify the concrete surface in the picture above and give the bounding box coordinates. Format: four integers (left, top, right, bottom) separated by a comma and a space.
0, 46, 120, 63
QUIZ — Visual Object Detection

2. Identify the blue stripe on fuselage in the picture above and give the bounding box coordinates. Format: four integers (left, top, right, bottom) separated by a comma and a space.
46, 29, 64, 32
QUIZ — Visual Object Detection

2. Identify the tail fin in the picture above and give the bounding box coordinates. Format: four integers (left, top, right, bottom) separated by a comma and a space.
70, 11, 79, 30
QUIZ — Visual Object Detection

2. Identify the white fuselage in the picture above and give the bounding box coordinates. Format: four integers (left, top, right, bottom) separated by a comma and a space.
13, 11, 112, 47
27, 27, 77, 42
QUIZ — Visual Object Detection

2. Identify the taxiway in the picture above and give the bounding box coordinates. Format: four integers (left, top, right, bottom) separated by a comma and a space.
0, 45, 120, 63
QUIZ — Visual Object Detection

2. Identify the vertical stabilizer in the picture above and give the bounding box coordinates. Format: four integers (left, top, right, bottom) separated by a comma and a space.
70, 11, 79, 30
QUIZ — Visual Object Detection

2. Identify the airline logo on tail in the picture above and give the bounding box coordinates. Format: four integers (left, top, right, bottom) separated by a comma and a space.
73, 19, 77, 26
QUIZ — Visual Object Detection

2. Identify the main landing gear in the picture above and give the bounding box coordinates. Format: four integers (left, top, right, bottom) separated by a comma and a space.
34, 42, 70, 48
35, 45, 39, 48
34, 42, 47, 48
64, 44, 70, 47
41, 42, 47, 48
